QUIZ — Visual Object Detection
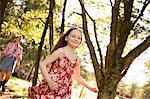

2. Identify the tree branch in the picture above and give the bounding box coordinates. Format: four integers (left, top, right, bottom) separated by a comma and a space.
121, 35, 150, 77
105, 0, 121, 73
32, 14, 51, 86
84, 10, 104, 69
32, 0, 54, 86
38, 18, 45, 24
132, 0, 149, 26
109, 0, 113, 7
49, 0, 55, 51
115, 0, 134, 59
60, 0, 67, 35
124, 0, 134, 22
72, 11, 82, 16
78, 0, 103, 89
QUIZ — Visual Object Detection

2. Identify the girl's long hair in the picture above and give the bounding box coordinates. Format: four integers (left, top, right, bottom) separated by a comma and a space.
51, 27, 79, 53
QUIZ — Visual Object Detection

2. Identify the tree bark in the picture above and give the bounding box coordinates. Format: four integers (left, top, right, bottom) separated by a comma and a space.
121, 35, 150, 77
60, 0, 67, 35
84, 9, 103, 68
49, 0, 55, 51
0, 0, 9, 32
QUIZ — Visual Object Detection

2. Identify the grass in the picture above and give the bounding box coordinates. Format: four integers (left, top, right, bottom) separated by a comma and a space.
0, 77, 98, 99
0, 77, 31, 99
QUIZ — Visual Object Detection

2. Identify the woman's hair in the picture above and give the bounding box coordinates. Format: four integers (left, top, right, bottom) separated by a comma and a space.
14, 35, 22, 42
13, 35, 25, 43
51, 27, 80, 53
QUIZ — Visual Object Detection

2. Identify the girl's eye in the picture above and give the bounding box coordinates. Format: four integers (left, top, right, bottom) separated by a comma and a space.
71, 35, 75, 38
78, 37, 82, 40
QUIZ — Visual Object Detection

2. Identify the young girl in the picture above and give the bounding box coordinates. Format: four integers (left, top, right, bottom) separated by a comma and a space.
28, 28, 98, 99
0, 35, 23, 92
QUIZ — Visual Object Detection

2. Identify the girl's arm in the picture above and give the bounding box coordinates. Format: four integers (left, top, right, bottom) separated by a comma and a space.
39, 48, 63, 90
72, 56, 98, 93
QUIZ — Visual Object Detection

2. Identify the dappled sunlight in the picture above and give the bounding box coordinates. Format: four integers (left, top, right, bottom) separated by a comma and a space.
8, 77, 32, 87
0, 77, 98, 99
0, 0, 149, 98
72, 80, 98, 99
0, 77, 31, 98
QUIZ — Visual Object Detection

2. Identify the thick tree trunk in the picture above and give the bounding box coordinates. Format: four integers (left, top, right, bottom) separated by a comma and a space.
97, 63, 121, 99
97, 74, 118, 99
98, 89, 116, 99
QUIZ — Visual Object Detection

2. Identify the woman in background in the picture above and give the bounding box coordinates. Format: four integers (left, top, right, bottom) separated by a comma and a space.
0, 35, 23, 92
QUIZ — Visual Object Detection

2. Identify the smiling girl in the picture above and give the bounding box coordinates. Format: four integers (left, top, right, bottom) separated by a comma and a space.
28, 28, 98, 99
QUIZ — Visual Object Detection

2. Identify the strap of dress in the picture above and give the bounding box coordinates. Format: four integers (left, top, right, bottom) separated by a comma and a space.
63, 47, 77, 64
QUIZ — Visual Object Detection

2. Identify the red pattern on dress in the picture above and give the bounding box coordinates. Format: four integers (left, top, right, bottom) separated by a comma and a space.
28, 55, 77, 99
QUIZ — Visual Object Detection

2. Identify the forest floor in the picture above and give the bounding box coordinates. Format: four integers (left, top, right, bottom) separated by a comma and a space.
0, 77, 31, 99
0, 77, 98, 99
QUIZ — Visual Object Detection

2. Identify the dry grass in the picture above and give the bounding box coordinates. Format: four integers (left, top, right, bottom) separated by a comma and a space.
0, 77, 31, 99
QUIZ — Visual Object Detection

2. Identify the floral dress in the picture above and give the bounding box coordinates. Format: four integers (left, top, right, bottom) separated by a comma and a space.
28, 54, 77, 99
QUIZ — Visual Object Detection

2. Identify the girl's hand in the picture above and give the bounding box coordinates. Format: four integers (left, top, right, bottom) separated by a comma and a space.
48, 80, 59, 90
90, 87, 99, 93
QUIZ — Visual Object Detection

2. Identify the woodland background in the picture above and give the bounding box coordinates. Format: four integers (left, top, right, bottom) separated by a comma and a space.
0, 0, 150, 98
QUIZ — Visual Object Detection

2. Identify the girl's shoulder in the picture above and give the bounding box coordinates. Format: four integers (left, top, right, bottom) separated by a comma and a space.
53, 48, 64, 58
56, 48, 64, 54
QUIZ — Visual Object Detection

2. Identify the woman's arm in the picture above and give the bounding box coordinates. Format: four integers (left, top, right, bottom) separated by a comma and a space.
16, 48, 23, 66
0, 42, 12, 60
2, 42, 12, 54
72, 56, 98, 93
39, 48, 63, 90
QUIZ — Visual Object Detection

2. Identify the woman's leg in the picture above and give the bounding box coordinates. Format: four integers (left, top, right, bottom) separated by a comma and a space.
0, 71, 6, 81
1, 72, 11, 92
5, 72, 11, 80
0, 71, 6, 87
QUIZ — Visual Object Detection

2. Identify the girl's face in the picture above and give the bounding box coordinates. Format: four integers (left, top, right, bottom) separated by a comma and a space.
66, 29, 82, 48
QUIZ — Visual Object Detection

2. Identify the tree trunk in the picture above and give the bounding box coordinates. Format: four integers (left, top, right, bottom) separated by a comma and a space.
78, 0, 150, 99
26, 66, 34, 81
98, 88, 117, 99
0, 0, 9, 32
60, 0, 67, 35
49, 0, 55, 51
32, 2, 52, 86
32, 15, 50, 86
